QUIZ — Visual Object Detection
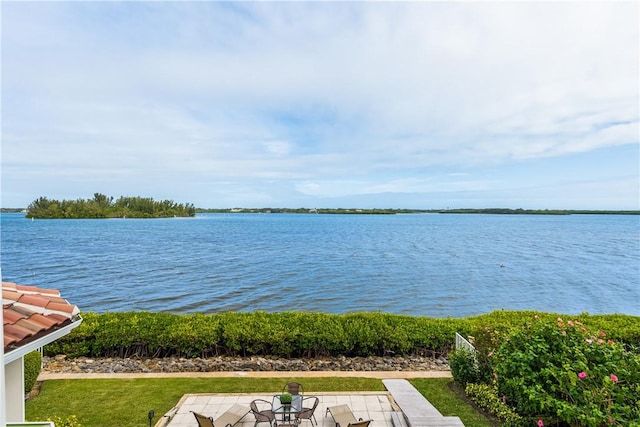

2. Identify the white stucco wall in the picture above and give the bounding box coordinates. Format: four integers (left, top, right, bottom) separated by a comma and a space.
5, 357, 25, 423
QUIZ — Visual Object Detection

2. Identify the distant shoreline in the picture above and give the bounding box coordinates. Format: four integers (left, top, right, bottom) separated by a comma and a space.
194, 208, 640, 215
2, 207, 639, 215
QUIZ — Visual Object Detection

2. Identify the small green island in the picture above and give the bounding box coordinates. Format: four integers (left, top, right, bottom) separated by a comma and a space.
25, 193, 196, 219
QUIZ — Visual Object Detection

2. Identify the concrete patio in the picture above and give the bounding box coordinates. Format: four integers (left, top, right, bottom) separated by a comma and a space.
160, 392, 396, 427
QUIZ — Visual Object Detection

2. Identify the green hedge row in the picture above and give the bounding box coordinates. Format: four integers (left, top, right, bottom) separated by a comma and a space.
24, 350, 42, 393
46, 310, 640, 359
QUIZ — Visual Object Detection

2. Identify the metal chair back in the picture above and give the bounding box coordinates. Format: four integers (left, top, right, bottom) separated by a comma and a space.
284, 381, 304, 396
296, 396, 319, 426
192, 411, 215, 427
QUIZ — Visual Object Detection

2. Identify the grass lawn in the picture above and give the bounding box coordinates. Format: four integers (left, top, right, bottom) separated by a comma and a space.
410, 379, 494, 427
26, 377, 492, 427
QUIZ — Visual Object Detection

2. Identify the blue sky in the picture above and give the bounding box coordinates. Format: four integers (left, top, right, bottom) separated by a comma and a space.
2, 1, 638, 209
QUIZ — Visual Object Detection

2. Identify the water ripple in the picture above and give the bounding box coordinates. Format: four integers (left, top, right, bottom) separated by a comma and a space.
1, 213, 639, 317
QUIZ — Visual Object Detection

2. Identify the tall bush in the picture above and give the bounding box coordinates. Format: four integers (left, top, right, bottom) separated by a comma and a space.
449, 348, 480, 386
449, 347, 493, 386
493, 316, 640, 426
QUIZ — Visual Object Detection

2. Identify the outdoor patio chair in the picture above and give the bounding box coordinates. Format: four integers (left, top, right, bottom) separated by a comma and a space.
250, 399, 276, 427
192, 412, 215, 427
295, 396, 319, 426
325, 404, 372, 427
192, 404, 250, 427
283, 381, 304, 396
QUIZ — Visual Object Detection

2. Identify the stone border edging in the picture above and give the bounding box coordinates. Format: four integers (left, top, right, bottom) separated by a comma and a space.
38, 370, 452, 380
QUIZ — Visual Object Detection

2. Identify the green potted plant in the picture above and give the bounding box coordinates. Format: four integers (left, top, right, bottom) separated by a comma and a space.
280, 392, 293, 406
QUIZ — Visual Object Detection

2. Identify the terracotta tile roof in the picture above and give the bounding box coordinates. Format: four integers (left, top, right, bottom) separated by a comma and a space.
3, 281, 81, 353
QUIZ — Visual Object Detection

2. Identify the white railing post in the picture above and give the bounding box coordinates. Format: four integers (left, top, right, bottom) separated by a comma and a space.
455, 332, 476, 353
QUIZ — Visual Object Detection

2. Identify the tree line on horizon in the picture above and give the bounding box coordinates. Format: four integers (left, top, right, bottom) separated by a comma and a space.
7, 203, 638, 217
25, 193, 196, 219
195, 207, 640, 215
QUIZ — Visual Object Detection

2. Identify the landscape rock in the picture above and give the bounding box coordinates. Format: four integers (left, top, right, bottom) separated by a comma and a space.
42, 355, 449, 374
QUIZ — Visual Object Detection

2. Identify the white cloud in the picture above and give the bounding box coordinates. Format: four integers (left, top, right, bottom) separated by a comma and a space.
1, 1, 638, 208
264, 140, 292, 157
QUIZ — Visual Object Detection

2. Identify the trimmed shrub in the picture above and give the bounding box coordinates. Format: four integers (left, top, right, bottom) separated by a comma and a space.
465, 383, 523, 425
44, 310, 640, 361
48, 415, 83, 427
24, 350, 42, 394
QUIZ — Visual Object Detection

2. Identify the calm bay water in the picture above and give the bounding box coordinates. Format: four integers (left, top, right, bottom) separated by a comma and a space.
1, 212, 638, 317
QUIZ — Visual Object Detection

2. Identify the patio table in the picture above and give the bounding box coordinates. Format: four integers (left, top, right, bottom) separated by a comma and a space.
271, 394, 303, 425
